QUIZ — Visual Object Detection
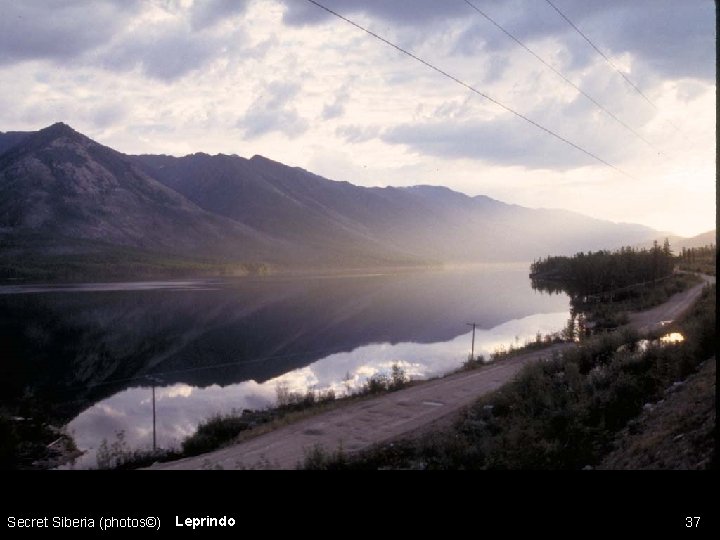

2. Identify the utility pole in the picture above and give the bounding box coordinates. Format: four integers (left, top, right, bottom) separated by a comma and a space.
152, 384, 156, 451
467, 322, 479, 361
147, 376, 163, 452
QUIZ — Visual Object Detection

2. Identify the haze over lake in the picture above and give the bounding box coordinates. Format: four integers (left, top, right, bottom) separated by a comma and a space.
0, 264, 570, 468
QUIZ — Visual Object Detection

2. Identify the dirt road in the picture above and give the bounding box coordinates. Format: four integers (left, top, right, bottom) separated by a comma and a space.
628, 273, 714, 333
150, 276, 713, 470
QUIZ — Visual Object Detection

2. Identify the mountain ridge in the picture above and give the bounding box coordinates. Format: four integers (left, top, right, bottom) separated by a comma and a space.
0, 123, 675, 280
0, 123, 296, 277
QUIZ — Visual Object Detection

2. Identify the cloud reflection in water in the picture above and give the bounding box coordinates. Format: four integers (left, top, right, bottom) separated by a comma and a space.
63, 310, 568, 468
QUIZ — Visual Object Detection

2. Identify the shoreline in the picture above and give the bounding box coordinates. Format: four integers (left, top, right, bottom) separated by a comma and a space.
0, 261, 534, 290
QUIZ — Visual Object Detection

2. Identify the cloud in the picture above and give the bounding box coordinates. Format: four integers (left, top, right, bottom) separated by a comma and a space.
1, 0, 709, 93
0, 0, 253, 82
321, 85, 351, 120
0, 0, 142, 65
280, 0, 471, 27
1, 81, 129, 134
90, 103, 129, 128
100, 22, 223, 81
335, 124, 380, 143
478, 0, 715, 81
383, 117, 582, 169
282, 0, 714, 84
189, 0, 252, 30
237, 81, 309, 138
381, 88, 643, 171
582, 0, 715, 81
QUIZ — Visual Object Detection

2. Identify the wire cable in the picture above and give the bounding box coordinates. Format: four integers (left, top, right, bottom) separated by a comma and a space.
544, 0, 671, 120
305, 0, 638, 179
462, 0, 661, 155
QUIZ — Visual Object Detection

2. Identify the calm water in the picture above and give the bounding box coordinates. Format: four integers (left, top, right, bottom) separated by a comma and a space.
0, 264, 570, 468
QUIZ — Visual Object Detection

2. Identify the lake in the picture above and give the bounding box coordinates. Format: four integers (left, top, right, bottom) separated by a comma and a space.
0, 264, 571, 468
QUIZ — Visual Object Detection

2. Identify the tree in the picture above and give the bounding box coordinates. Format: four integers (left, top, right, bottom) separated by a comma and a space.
663, 237, 672, 257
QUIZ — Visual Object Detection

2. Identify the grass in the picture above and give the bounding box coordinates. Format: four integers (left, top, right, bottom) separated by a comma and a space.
598, 357, 715, 470
94, 430, 182, 470
484, 335, 568, 364
301, 284, 715, 469
182, 414, 260, 457
679, 261, 715, 276
300, 444, 348, 470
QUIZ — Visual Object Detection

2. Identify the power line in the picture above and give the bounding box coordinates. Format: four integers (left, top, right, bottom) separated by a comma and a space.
461, 0, 661, 155
543, 0, 665, 116
304, 0, 638, 180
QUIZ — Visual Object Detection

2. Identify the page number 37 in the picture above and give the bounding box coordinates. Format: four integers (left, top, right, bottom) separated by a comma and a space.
685, 517, 700, 528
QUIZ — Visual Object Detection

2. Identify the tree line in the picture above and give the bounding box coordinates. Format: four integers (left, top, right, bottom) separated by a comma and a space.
530, 239, 675, 298
677, 244, 716, 276
678, 244, 715, 263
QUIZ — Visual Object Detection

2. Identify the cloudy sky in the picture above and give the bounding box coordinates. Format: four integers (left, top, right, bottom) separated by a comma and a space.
0, 0, 715, 236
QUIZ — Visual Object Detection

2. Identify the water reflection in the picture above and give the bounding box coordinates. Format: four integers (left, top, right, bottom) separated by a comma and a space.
623, 332, 687, 354
0, 264, 571, 468
659, 332, 684, 344
0, 281, 221, 295
63, 311, 568, 468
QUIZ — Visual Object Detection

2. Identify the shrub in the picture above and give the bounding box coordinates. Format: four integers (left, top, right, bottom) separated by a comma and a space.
390, 364, 408, 390
299, 444, 347, 470
181, 415, 252, 457
362, 364, 409, 394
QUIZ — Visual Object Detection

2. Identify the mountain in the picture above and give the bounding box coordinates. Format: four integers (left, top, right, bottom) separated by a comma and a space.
133, 152, 658, 264
0, 123, 286, 267
133, 152, 424, 266
674, 230, 716, 250
634, 229, 716, 253
0, 123, 662, 279
0, 130, 31, 155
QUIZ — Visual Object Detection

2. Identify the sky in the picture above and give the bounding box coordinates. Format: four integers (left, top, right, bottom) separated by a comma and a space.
0, 0, 715, 237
